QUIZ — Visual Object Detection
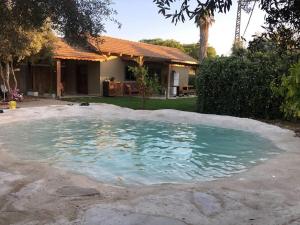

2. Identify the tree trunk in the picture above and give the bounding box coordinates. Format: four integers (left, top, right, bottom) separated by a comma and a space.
198, 16, 211, 64
0, 63, 4, 85
10, 61, 17, 90
5, 62, 11, 93
141, 86, 146, 109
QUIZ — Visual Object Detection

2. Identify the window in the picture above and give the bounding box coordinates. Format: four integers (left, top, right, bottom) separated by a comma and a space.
148, 67, 162, 83
125, 66, 136, 81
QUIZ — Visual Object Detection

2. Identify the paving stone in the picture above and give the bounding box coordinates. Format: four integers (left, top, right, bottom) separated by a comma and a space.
83, 207, 187, 225
56, 186, 100, 197
193, 192, 222, 216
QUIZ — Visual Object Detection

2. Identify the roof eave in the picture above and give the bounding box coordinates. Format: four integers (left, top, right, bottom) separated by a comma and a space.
53, 55, 105, 62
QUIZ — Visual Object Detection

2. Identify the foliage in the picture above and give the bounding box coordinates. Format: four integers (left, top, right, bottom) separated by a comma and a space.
196, 52, 298, 119
182, 44, 199, 59
0, 21, 54, 97
207, 46, 217, 58
272, 61, 300, 119
260, 0, 300, 52
153, 0, 220, 63
231, 40, 248, 57
0, 0, 118, 43
140, 39, 184, 51
139, 38, 217, 60
183, 44, 216, 59
247, 36, 277, 53
153, 0, 232, 23
128, 66, 161, 109
0, 0, 118, 99
153, 0, 291, 23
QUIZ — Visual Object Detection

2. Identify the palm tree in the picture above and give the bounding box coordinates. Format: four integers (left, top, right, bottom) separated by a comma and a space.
198, 14, 214, 63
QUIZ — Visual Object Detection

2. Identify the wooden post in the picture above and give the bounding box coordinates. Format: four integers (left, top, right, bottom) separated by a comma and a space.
136, 56, 144, 66
99, 61, 102, 96
166, 64, 172, 99
56, 59, 61, 98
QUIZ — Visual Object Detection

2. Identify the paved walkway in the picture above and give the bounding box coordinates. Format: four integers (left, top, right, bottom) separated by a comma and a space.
1, 97, 69, 109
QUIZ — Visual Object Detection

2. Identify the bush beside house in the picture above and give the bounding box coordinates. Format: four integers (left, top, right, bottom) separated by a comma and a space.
272, 61, 300, 119
196, 53, 298, 119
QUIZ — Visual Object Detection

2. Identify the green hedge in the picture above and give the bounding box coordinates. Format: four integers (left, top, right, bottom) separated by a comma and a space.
196, 53, 296, 119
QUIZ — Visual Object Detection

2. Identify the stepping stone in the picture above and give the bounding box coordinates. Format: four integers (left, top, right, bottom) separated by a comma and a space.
56, 186, 100, 197
83, 207, 186, 225
193, 192, 222, 216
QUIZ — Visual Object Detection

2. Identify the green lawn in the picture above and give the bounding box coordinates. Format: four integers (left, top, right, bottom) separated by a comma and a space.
64, 96, 197, 112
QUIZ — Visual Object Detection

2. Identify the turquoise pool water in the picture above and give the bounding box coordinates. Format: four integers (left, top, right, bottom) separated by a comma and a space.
0, 118, 280, 185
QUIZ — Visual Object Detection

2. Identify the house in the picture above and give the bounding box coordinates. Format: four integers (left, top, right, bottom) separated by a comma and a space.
17, 36, 198, 98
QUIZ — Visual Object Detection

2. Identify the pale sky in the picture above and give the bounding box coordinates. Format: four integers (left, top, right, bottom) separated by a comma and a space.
105, 0, 266, 56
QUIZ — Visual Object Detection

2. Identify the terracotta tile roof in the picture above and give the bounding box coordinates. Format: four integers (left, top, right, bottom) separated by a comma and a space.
53, 38, 106, 61
53, 36, 198, 65
89, 36, 198, 65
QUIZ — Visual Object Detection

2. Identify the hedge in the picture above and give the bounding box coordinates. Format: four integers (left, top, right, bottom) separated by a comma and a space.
196, 53, 296, 119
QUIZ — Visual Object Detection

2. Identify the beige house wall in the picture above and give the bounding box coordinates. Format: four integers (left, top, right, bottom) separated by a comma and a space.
171, 65, 190, 87
87, 61, 101, 95
99, 57, 126, 96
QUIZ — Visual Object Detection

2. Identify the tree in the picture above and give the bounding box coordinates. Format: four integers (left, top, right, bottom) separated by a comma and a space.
247, 36, 277, 53
231, 40, 248, 56
139, 38, 217, 60
260, 0, 300, 52
0, 21, 55, 94
0, 0, 118, 43
153, 0, 299, 60
272, 61, 300, 119
183, 44, 216, 59
153, 0, 220, 63
128, 66, 160, 109
198, 14, 214, 62
207, 46, 217, 58
140, 39, 184, 51
0, 0, 118, 100
153, 0, 232, 24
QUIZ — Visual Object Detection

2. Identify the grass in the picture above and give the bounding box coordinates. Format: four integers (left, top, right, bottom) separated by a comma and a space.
63, 96, 197, 112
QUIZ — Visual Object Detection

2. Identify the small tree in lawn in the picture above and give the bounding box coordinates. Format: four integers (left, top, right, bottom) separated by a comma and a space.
128, 66, 160, 109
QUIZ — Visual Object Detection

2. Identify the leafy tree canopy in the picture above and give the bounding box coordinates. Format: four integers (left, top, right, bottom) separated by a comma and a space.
0, 0, 118, 43
260, 0, 299, 52
153, 0, 299, 53
153, 0, 232, 23
140, 38, 184, 51
140, 38, 217, 59
0, 0, 118, 97
272, 61, 300, 119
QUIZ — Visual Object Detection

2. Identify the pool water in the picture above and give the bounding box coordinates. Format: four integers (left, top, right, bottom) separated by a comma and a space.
0, 118, 280, 185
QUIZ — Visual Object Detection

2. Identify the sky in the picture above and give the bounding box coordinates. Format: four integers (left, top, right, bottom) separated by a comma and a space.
105, 0, 266, 56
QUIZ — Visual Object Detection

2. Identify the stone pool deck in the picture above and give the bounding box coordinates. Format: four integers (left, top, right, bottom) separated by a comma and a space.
0, 104, 300, 225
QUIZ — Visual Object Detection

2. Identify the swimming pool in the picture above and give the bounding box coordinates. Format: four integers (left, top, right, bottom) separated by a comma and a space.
0, 117, 280, 185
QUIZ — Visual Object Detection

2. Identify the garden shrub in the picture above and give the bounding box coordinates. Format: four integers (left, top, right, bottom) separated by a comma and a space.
272, 61, 300, 119
196, 53, 296, 119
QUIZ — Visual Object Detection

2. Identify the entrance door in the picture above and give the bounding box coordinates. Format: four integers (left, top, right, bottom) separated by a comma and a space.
76, 65, 88, 94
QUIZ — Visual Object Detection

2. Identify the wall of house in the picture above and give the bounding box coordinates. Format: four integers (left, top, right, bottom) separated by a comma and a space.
100, 56, 126, 96
87, 61, 101, 95
171, 65, 190, 88
16, 64, 54, 95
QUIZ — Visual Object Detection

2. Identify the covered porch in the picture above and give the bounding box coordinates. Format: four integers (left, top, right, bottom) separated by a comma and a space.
55, 59, 102, 98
